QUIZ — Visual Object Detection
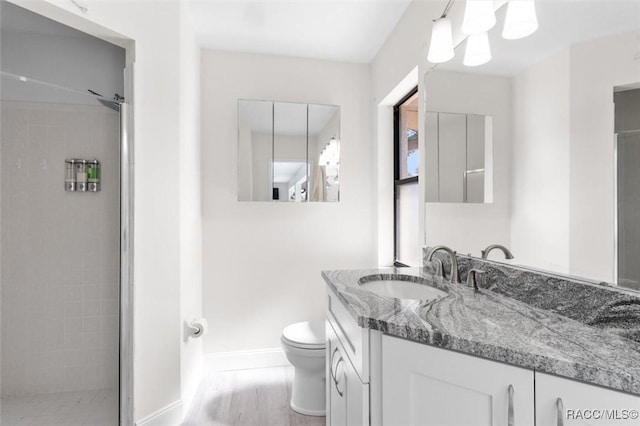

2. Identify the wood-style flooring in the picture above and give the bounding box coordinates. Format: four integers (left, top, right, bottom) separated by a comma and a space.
182, 366, 326, 426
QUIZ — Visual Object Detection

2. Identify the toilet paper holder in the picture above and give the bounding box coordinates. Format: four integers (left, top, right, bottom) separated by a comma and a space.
186, 317, 208, 339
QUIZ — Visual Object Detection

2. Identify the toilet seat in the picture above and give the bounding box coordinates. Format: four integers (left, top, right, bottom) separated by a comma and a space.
281, 320, 325, 350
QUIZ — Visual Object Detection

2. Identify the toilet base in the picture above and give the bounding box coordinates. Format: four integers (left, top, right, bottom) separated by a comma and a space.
290, 402, 326, 417
290, 367, 326, 416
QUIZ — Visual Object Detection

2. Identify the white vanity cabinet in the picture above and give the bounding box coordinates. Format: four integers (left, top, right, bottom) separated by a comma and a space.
325, 286, 639, 426
535, 372, 640, 426
379, 334, 535, 426
326, 288, 369, 426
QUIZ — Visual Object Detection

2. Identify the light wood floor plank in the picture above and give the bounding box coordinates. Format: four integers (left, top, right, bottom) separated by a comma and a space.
183, 366, 326, 426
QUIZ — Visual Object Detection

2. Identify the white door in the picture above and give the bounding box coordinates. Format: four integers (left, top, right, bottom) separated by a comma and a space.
381, 334, 534, 426
535, 372, 640, 426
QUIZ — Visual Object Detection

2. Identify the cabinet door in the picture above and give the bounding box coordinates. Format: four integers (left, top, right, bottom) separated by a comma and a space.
535, 372, 640, 426
381, 335, 534, 426
327, 322, 347, 426
327, 320, 369, 426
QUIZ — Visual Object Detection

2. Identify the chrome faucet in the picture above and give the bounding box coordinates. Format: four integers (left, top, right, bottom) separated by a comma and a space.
481, 244, 514, 260
426, 245, 461, 284
466, 269, 486, 291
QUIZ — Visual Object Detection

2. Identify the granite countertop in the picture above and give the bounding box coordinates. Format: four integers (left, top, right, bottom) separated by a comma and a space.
321, 267, 640, 396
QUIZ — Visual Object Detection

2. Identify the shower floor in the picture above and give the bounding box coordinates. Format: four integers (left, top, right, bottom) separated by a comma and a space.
1, 388, 117, 426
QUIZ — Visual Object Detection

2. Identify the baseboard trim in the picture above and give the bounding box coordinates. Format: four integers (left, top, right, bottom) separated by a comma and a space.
205, 348, 289, 372
135, 400, 183, 426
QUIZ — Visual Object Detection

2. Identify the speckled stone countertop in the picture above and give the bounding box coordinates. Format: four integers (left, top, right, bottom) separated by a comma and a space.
321, 267, 640, 396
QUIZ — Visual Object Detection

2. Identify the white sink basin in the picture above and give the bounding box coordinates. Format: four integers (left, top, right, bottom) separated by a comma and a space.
358, 276, 447, 301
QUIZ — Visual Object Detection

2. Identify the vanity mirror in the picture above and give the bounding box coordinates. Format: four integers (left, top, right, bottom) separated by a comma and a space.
424, 0, 640, 290
238, 99, 340, 202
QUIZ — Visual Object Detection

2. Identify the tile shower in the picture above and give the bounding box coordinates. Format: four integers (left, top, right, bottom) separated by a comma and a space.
1, 101, 120, 425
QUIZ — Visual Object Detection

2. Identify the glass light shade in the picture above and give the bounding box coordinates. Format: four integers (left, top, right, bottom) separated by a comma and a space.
502, 0, 538, 40
464, 32, 492, 66
461, 0, 496, 34
427, 17, 455, 64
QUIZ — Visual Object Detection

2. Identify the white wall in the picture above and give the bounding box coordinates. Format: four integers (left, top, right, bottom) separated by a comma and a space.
11, 0, 202, 422
370, 0, 470, 266
569, 31, 640, 282
423, 70, 512, 257
201, 50, 374, 354
511, 50, 571, 274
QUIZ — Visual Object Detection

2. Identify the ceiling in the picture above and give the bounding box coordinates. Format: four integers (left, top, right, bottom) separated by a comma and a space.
183, 0, 412, 63
1, 0, 87, 38
438, 0, 640, 76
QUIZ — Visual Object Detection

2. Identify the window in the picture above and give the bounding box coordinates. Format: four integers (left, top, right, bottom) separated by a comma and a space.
394, 87, 420, 266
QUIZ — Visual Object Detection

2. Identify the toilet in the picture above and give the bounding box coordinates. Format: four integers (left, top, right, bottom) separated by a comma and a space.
281, 320, 326, 416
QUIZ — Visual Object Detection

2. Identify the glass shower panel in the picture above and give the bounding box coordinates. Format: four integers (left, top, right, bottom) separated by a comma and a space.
0, 72, 121, 425
617, 131, 640, 291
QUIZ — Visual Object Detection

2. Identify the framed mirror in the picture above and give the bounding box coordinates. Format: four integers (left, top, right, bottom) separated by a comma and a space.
238, 99, 340, 202
424, 1, 640, 290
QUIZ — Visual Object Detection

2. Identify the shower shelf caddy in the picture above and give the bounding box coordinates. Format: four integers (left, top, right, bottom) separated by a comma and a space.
65, 158, 101, 192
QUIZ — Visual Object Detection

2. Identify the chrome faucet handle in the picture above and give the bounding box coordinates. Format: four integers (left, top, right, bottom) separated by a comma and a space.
431, 258, 444, 278
466, 269, 486, 290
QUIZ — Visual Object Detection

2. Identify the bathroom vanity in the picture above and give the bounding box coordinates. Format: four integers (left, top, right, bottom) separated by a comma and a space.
323, 264, 640, 426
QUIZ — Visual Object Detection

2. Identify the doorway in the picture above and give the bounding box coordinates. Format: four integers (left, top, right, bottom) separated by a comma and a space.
0, 2, 130, 424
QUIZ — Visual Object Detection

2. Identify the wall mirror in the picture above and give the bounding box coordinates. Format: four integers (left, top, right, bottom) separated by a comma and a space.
424, 0, 640, 291
425, 112, 493, 203
238, 99, 340, 202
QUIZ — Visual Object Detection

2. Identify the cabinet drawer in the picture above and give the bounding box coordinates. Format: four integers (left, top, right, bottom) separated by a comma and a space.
326, 287, 369, 383
535, 372, 640, 426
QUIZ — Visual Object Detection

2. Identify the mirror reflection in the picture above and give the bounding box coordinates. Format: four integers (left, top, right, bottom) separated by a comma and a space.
424, 1, 640, 290
238, 100, 340, 202
425, 112, 493, 203
273, 102, 308, 201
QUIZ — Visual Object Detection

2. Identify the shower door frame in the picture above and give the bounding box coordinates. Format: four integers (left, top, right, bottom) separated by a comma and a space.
119, 65, 135, 426
2, 2, 135, 423
614, 129, 640, 290
614, 132, 620, 287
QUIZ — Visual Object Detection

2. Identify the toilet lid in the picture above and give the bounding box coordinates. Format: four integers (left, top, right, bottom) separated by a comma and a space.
282, 320, 326, 349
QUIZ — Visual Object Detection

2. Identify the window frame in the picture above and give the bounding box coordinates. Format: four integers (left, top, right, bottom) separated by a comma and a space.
393, 86, 419, 267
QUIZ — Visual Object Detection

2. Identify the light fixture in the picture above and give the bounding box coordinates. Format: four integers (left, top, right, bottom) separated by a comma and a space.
427, 17, 455, 64
319, 138, 340, 166
502, 0, 538, 40
464, 32, 492, 66
462, 0, 496, 35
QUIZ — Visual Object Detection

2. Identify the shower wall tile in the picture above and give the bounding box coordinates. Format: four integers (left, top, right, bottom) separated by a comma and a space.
1, 101, 120, 397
